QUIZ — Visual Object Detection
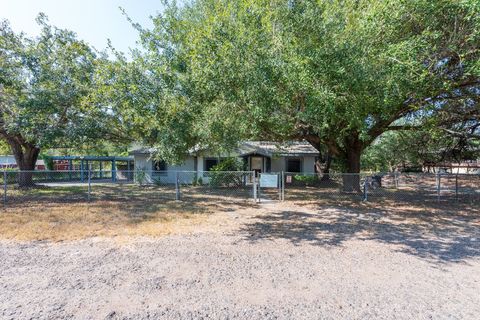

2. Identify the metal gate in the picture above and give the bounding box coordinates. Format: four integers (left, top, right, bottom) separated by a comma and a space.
256, 172, 283, 202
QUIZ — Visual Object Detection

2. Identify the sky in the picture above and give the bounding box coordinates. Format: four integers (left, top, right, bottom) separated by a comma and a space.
0, 0, 165, 53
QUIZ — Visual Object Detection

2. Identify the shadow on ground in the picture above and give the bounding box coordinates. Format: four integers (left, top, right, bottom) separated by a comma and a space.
238, 203, 480, 264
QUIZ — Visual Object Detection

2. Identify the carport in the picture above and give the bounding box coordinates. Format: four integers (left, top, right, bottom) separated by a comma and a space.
48, 155, 134, 182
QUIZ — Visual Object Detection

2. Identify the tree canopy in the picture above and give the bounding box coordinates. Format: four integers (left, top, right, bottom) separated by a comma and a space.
0, 14, 112, 177
103, 0, 479, 180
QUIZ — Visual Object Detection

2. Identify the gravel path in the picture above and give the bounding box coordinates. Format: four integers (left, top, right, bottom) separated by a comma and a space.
1, 203, 479, 319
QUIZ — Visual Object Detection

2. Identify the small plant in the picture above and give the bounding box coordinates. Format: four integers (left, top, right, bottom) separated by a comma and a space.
209, 158, 244, 187
197, 176, 203, 185
41, 155, 55, 171
135, 168, 147, 186
293, 175, 318, 186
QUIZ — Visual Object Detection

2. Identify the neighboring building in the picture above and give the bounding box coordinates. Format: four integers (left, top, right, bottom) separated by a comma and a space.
423, 160, 480, 174
0, 155, 45, 170
130, 141, 319, 184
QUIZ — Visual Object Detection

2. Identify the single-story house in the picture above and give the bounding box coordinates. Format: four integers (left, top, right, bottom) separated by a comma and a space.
129, 141, 319, 184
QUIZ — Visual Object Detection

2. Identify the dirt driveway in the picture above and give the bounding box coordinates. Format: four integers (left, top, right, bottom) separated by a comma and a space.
1, 202, 479, 319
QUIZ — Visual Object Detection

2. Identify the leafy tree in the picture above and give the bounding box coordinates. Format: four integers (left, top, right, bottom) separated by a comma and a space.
362, 124, 480, 173
0, 140, 10, 155
112, 1, 480, 190
0, 15, 107, 185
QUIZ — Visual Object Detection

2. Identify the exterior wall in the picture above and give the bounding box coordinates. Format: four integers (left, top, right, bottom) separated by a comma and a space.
133, 153, 318, 184
303, 156, 316, 174
271, 157, 285, 172
197, 156, 205, 171
133, 154, 196, 184
259, 155, 316, 174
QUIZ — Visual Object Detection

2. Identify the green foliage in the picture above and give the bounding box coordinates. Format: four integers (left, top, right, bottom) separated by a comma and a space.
0, 14, 115, 170
113, 0, 479, 172
0, 140, 10, 154
211, 158, 244, 172
362, 128, 480, 172
208, 158, 245, 187
41, 155, 54, 171
293, 175, 318, 185
135, 168, 147, 186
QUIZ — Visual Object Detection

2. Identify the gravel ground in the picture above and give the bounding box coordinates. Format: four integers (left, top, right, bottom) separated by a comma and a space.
1, 202, 479, 319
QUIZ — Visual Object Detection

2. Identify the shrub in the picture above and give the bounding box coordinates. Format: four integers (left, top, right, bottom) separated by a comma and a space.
293, 175, 318, 186
209, 158, 245, 187
135, 168, 147, 186
41, 155, 54, 171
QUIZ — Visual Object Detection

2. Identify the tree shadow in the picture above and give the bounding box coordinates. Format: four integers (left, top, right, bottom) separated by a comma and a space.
237, 204, 480, 264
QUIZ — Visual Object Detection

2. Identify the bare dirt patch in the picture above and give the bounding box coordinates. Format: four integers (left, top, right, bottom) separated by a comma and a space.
1, 200, 479, 319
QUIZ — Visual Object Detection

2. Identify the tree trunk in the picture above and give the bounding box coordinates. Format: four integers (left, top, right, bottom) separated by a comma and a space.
5, 137, 40, 188
321, 152, 332, 181
304, 136, 332, 181
342, 137, 362, 192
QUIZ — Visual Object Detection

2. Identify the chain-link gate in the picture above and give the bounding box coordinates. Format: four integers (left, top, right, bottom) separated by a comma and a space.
257, 172, 282, 202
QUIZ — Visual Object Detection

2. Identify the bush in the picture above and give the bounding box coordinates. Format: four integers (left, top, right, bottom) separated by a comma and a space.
135, 168, 147, 186
211, 158, 244, 171
41, 155, 54, 171
293, 175, 318, 186
209, 158, 245, 187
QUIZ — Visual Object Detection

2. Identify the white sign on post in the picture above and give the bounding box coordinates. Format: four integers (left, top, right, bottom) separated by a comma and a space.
260, 174, 278, 188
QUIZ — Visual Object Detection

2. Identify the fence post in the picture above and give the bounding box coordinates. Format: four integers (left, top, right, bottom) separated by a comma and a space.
281, 171, 285, 201
3, 171, 7, 206
87, 168, 91, 202
258, 173, 261, 203
252, 171, 257, 202
175, 171, 180, 201
394, 172, 399, 189
278, 172, 282, 201
436, 173, 441, 202
363, 175, 368, 201
455, 174, 459, 201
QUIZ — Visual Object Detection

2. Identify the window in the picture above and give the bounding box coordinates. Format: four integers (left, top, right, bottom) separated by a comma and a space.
287, 158, 302, 173
204, 158, 219, 171
152, 160, 167, 172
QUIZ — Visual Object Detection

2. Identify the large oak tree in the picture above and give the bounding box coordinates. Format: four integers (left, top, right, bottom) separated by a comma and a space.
106, 0, 480, 189
0, 15, 109, 185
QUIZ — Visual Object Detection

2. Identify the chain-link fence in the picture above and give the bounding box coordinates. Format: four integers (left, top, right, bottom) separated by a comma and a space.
1, 170, 478, 208
282, 172, 480, 204
0, 170, 256, 207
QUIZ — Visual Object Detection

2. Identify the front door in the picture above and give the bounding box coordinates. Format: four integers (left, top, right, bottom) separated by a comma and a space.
250, 156, 263, 176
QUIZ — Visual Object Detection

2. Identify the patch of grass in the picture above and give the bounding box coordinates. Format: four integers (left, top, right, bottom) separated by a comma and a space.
0, 184, 255, 241
0, 201, 212, 241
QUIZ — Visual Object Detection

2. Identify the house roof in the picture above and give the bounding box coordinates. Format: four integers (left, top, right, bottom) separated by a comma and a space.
235, 141, 318, 157
129, 141, 318, 157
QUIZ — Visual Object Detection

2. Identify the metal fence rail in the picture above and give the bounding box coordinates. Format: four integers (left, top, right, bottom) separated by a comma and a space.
1, 170, 256, 206
282, 172, 480, 204
1, 170, 479, 207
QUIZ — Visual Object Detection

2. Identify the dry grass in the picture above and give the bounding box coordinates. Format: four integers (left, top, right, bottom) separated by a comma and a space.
0, 198, 238, 241
0, 183, 257, 241
2, 180, 477, 242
